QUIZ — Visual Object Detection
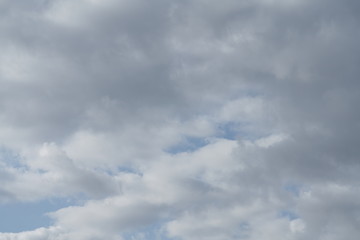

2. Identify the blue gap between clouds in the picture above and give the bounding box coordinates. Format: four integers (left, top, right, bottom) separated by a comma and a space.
278, 183, 301, 221
166, 122, 250, 154
165, 90, 264, 154
165, 136, 209, 154
0, 198, 76, 232
217, 122, 243, 140
0, 146, 79, 232
278, 210, 299, 221
217, 121, 268, 141
283, 183, 302, 197
0, 146, 25, 169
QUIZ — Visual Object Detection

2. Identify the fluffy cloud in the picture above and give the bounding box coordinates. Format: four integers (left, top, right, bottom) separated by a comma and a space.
0, 0, 359, 239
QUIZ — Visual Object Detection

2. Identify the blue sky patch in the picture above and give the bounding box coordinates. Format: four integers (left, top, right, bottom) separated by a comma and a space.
165, 136, 209, 154
278, 210, 299, 221
0, 198, 76, 233
283, 183, 303, 197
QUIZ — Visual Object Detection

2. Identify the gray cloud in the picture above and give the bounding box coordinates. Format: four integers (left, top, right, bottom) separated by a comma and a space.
0, 0, 359, 239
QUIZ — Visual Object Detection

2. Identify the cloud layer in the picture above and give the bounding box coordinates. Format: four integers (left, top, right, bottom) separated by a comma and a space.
1, 0, 360, 239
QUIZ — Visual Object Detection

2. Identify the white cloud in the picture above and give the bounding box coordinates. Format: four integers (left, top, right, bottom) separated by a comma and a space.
290, 219, 305, 233
255, 133, 288, 148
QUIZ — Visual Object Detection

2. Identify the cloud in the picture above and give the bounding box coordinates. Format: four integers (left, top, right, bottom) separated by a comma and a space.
0, 0, 360, 239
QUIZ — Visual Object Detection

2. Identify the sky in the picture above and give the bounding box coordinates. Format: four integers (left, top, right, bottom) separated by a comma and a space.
0, 0, 360, 239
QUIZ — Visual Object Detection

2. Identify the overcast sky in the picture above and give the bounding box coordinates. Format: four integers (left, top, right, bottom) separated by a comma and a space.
0, 0, 360, 239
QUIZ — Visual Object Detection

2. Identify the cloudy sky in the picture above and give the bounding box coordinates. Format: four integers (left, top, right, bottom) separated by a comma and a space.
0, 0, 360, 239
